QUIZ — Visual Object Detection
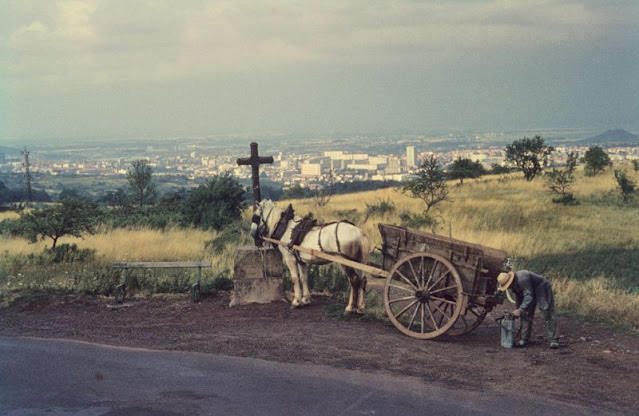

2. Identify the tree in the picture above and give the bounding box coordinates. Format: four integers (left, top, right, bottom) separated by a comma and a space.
583, 146, 611, 176
490, 164, 512, 175
402, 155, 449, 213
313, 170, 335, 208
20, 198, 98, 248
545, 152, 578, 205
505, 136, 554, 181
99, 188, 132, 210
182, 173, 246, 230
127, 160, 156, 207
282, 184, 311, 200
447, 157, 487, 185
614, 169, 636, 203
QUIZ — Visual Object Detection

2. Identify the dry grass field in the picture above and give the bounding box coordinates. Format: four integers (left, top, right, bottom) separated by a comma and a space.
284, 168, 639, 331
1, 167, 638, 330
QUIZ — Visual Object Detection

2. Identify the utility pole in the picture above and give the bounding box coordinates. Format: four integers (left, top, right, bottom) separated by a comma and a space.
22, 146, 33, 206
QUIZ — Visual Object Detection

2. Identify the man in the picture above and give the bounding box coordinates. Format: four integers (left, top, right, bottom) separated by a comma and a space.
497, 270, 559, 349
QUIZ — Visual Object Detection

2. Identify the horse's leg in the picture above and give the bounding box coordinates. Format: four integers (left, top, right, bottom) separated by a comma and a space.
342, 266, 362, 314
281, 251, 302, 307
298, 263, 311, 306
356, 273, 367, 313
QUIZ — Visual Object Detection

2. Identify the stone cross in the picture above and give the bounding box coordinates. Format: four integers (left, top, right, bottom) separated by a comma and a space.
236, 142, 274, 207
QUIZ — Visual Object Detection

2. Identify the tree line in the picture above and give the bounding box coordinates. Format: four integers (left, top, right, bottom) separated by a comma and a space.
0, 160, 246, 248
402, 136, 638, 214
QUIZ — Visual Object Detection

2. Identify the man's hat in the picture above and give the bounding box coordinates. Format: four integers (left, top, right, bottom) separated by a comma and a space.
497, 271, 515, 291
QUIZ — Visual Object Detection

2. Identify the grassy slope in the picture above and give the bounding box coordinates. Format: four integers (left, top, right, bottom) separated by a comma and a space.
1, 168, 638, 330
284, 168, 639, 330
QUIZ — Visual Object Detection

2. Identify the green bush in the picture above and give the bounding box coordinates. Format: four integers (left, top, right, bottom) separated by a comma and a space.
0, 218, 28, 237
399, 211, 437, 229
333, 209, 361, 224
363, 198, 396, 223
41, 243, 96, 264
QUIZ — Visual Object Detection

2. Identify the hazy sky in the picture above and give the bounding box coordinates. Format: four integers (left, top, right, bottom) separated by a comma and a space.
2, 0, 638, 140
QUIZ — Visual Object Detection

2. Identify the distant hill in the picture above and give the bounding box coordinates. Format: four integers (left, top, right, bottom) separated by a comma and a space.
578, 129, 639, 146
0, 145, 20, 155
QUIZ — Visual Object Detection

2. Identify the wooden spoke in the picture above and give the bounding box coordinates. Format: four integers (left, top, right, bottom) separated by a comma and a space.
429, 285, 457, 295
395, 299, 419, 319
408, 302, 420, 330
426, 270, 452, 292
389, 284, 414, 293
436, 304, 446, 328
407, 260, 421, 289
388, 295, 415, 304
423, 260, 439, 289
420, 303, 425, 333
430, 300, 452, 321
430, 296, 456, 305
395, 269, 418, 290
420, 256, 426, 288
426, 302, 439, 330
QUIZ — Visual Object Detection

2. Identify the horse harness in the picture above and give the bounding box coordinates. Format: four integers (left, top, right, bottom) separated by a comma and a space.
256, 204, 354, 263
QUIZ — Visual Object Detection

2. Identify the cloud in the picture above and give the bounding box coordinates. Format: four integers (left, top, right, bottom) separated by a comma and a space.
2, 0, 637, 90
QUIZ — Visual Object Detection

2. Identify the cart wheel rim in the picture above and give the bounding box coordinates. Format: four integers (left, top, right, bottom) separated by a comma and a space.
384, 253, 463, 340
447, 302, 488, 336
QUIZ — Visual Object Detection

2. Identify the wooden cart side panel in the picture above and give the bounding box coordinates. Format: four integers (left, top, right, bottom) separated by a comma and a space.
379, 223, 507, 295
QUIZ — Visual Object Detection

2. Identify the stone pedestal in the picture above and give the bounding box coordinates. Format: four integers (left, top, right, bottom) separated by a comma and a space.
230, 245, 285, 307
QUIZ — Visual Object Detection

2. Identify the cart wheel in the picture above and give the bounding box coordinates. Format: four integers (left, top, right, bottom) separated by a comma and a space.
384, 253, 463, 339
447, 303, 488, 336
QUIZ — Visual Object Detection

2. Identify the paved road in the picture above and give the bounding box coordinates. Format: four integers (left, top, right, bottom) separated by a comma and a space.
0, 337, 615, 415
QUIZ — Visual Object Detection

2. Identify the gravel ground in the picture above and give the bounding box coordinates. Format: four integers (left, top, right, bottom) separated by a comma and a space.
1, 291, 638, 413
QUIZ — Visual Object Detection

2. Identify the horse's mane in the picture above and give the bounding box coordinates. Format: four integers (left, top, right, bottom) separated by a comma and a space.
260, 200, 282, 234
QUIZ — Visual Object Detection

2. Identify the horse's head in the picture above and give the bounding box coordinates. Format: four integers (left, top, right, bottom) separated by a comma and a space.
250, 199, 277, 246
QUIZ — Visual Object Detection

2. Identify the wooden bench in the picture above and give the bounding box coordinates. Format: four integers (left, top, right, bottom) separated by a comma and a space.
112, 261, 211, 304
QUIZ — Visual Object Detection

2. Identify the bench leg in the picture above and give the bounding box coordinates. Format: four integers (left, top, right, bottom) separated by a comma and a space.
191, 282, 200, 303
191, 266, 202, 303
115, 269, 127, 304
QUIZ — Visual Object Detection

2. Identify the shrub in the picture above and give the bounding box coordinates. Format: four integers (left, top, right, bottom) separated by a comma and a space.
545, 152, 578, 205
399, 211, 437, 229
363, 198, 396, 223
614, 169, 636, 203
333, 209, 361, 224
41, 243, 96, 264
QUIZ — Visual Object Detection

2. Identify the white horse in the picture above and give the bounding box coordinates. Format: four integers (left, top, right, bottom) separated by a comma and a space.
252, 200, 370, 313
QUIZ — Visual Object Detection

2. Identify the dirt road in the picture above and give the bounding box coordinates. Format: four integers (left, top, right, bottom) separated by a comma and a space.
1, 292, 638, 413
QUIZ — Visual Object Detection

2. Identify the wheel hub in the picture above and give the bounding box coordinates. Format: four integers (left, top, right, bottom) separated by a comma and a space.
414, 289, 430, 302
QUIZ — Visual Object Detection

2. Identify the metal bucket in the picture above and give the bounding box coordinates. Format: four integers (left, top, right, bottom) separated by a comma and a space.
498, 313, 515, 348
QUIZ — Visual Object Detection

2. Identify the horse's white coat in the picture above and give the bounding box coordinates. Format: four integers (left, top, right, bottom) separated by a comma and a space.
256, 200, 370, 312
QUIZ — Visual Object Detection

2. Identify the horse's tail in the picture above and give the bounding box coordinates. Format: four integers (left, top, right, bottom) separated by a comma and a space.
358, 230, 371, 265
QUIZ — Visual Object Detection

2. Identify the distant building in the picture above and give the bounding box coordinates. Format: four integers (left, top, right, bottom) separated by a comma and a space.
386, 157, 400, 174
406, 146, 416, 168
0, 153, 5, 163
301, 162, 322, 177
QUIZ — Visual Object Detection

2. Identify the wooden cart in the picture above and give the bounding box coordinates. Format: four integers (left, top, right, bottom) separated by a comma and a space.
378, 224, 507, 339
262, 223, 507, 340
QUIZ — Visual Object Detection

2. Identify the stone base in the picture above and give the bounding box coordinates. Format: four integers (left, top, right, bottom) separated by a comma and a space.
230, 245, 285, 307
